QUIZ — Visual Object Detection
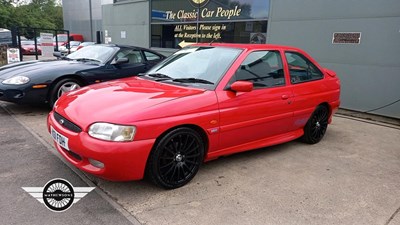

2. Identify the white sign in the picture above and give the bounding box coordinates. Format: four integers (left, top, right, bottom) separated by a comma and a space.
7, 48, 20, 64
121, 31, 126, 39
40, 33, 54, 57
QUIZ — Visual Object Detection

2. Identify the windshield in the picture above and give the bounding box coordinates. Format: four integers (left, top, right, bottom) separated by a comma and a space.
0, 31, 12, 44
54, 35, 68, 42
146, 46, 242, 88
66, 45, 116, 63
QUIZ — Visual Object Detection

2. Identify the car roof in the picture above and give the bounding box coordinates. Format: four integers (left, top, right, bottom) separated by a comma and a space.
95, 43, 151, 50
192, 43, 302, 51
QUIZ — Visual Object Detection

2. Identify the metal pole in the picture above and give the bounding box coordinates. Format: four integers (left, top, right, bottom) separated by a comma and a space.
34, 28, 38, 60
89, 0, 94, 41
55, 30, 58, 52
17, 27, 22, 61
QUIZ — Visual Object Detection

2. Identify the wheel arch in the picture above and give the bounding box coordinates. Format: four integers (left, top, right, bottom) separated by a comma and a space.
47, 74, 88, 100
151, 124, 210, 160
318, 102, 332, 118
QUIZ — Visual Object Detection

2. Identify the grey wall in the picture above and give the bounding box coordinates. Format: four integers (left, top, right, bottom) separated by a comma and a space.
267, 0, 400, 119
102, 0, 150, 48
62, 0, 102, 41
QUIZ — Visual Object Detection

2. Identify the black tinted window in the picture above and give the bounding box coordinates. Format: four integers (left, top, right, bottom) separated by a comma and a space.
285, 52, 323, 84
234, 51, 285, 88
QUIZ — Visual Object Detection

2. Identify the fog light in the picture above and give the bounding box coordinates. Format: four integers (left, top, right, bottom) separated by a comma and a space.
88, 158, 104, 169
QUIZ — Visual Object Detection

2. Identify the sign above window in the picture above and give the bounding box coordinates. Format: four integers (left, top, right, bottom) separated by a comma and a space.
152, 0, 269, 23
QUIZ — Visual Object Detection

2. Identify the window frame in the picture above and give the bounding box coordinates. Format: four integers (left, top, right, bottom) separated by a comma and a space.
143, 50, 162, 61
284, 51, 324, 85
231, 50, 286, 89
113, 48, 144, 64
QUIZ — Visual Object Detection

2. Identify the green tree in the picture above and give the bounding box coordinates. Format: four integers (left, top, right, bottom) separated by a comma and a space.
0, 1, 15, 28
0, 0, 63, 38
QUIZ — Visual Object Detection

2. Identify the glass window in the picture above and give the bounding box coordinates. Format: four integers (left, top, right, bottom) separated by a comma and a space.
146, 46, 242, 87
144, 51, 162, 61
116, 49, 143, 64
66, 45, 117, 64
234, 51, 285, 88
151, 21, 267, 48
285, 52, 323, 84
151, 0, 270, 49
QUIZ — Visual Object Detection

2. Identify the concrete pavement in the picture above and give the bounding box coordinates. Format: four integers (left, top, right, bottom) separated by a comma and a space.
0, 105, 138, 225
1, 101, 399, 225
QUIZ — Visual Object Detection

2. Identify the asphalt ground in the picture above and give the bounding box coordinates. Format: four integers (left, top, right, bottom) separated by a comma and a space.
0, 106, 138, 225
0, 101, 399, 225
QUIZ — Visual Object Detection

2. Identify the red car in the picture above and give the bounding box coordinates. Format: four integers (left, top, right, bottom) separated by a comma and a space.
21, 40, 42, 55
48, 43, 340, 189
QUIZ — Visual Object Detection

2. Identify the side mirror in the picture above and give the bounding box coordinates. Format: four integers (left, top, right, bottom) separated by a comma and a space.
230, 81, 253, 92
323, 68, 337, 77
53, 52, 62, 58
113, 57, 129, 65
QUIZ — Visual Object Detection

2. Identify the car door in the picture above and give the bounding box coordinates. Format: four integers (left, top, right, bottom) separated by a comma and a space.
81, 48, 147, 83
283, 51, 326, 130
111, 48, 147, 78
216, 50, 294, 151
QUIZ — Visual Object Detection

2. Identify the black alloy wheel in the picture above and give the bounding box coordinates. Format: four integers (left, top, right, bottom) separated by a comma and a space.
147, 127, 205, 189
301, 105, 329, 144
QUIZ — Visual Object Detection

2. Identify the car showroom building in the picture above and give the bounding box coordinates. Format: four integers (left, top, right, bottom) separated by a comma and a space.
62, 0, 400, 119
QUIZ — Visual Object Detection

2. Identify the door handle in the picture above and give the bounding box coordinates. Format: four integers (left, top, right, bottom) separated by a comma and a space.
281, 95, 289, 100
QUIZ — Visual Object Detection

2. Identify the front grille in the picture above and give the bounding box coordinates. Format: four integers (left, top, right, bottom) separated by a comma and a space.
54, 112, 82, 133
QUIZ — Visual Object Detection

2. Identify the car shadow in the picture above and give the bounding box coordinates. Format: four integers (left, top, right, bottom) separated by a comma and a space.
90, 140, 301, 193
0, 101, 50, 116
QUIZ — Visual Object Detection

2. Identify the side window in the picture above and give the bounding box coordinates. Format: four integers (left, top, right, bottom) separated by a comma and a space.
285, 52, 323, 84
144, 51, 161, 61
234, 51, 285, 88
116, 49, 144, 64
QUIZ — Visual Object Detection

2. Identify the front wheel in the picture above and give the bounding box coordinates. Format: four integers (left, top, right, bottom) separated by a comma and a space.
49, 78, 82, 107
301, 105, 329, 144
147, 127, 205, 189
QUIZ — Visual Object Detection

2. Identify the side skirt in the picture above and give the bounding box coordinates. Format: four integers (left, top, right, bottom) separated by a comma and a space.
205, 129, 304, 161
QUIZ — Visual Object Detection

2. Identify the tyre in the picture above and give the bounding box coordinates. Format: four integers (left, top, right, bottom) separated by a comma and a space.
49, 78, 82, 107
301, 105, 329, 144
147, 127, 205, 189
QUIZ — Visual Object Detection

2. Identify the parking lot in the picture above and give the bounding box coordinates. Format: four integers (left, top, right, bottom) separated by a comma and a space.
1, 101, 399, 225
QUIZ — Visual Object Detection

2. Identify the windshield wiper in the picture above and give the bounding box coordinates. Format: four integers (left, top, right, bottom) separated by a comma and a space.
74, 58, 101, 63
172, 78, 214, 85
141, 73, 173, 80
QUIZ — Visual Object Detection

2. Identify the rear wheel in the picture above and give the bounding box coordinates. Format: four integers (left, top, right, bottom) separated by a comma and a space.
301, 105, 329, 144
49, 78, 82, 107
147, 127, 204, 189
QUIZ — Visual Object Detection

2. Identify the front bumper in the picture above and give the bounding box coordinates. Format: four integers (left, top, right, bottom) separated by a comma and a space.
47, 111, 155, 181
0, 83, 48, 104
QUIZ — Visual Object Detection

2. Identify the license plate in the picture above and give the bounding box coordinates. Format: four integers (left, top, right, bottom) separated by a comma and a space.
51, 126, 69, 151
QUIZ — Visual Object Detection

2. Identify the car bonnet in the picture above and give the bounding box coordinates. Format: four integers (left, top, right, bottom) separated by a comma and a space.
54, 77, 207, 130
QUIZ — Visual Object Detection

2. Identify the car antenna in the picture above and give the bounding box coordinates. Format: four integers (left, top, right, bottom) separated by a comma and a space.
209, 38, 218, 46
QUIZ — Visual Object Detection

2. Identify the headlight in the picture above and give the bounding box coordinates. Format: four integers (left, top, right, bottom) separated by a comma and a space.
2, 76, 30, 85
88, 123, 136, 142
